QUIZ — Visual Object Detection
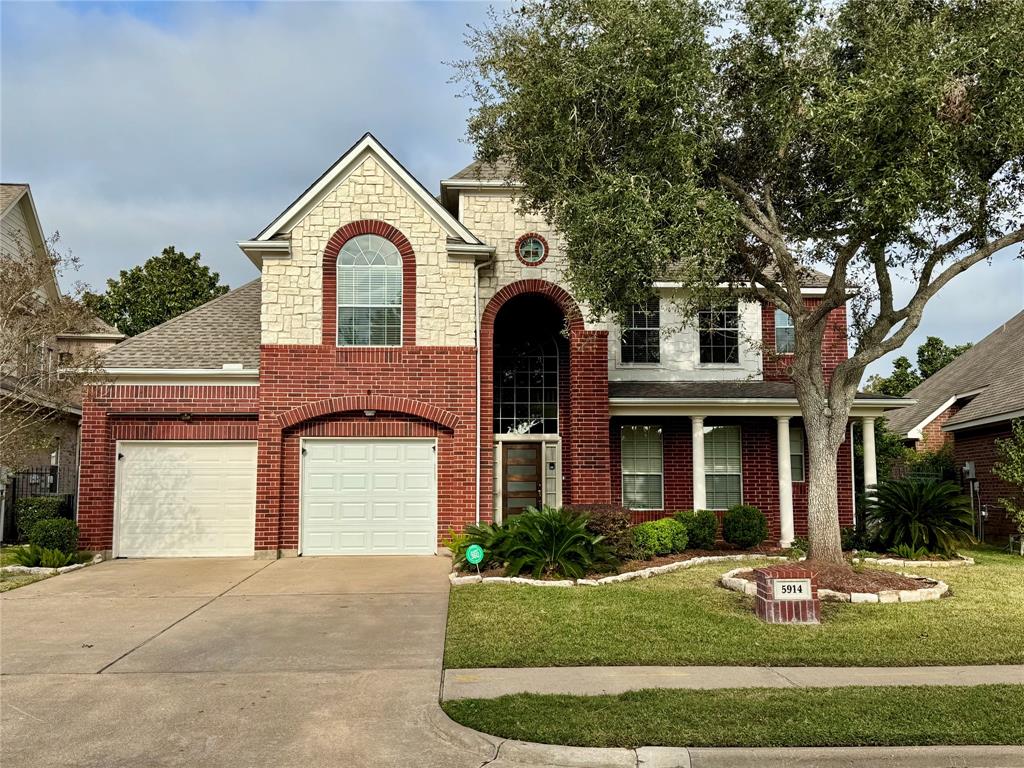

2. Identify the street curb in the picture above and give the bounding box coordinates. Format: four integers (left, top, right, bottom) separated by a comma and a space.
429, 703, 1024, 768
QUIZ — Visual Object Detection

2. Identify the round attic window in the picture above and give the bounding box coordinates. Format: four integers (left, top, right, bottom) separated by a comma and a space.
515, 233, 549, 266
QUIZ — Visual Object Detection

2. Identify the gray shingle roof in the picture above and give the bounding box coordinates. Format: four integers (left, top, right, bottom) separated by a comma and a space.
886, 310, 1024, 435
448, 158, 516, 182
100, 279, 261, 370
610, 380, 903, 401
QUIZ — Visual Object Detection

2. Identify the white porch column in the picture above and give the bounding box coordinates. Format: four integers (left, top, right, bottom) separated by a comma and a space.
776, 416, 795, 548
862, 417, 878, 489
691, 416, 706, 510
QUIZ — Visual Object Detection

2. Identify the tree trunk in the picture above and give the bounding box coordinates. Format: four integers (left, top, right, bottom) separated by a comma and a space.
801, 406, 848, 564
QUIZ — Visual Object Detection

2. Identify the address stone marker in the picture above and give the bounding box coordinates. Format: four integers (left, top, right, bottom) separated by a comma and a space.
753, 564, 820, 624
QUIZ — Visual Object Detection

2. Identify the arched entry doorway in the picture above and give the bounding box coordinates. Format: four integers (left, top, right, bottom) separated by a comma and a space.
492, 294, 568, 519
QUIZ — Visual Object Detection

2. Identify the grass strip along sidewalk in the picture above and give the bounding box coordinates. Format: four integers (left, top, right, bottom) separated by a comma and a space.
442, 685, 1024, 748
445, 549, 1024, 668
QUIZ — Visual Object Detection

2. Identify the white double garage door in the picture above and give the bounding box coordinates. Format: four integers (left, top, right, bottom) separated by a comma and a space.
115, 439, 437, 557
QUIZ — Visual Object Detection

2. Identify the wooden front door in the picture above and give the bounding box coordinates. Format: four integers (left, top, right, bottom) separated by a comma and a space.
502, 442, 542, 519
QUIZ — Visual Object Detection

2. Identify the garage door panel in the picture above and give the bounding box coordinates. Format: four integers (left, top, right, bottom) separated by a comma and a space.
117, 442, 256, 558
301, 439, 436, 556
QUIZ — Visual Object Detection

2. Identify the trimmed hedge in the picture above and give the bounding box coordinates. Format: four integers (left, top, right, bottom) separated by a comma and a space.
674, 509, 718, 550
28, 518, 79, 555
631, 518, 688, 559
722, 505, 768, 549
15, 496, 64, 542
569, 504, 635, 559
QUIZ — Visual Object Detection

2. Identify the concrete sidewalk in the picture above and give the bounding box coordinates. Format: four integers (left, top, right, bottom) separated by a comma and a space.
443, 663, 1024, 700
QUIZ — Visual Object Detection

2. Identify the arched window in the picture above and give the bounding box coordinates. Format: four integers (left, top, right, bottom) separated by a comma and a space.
336, 234, 403, 347
494, 334, 560, 434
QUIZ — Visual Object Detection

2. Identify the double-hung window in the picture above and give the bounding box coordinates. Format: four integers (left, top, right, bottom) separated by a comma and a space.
621, 425, 663, 510
698, 304, 739, 364
620, 298, 660, 364
775, 309, 796, 354
337, 234, 403, 347
790, 426, 805, 482
704, 425, 742, 509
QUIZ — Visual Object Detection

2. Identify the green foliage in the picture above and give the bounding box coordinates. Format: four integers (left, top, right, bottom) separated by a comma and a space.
83, 246, 229, 336
674, 509, 718, 550
916, 337, 973, 380
28, 518, 79, 554
15, 496, 63, 542
9, 544, 82, 568
461, 521, 516, 570
865, 479, 975, 557
568, 504, 635, 559
442, 528, 470, 559
993, 419, 1024, 537
865, 337, 973, 396
657, 517, 689, 553
840, 526, 870, 552
789, 536, 809, 557
892, 543, 931, 561
721, 505, 768, 549
632, 521, 671, 558
502, 506, 613, 579
865, 357, 921, 397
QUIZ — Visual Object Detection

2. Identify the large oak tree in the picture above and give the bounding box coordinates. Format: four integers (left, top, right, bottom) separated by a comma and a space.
456, 0, 1024, 562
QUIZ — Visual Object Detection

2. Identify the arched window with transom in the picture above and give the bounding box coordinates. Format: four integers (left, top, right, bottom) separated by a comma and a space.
336, 234, 403, 347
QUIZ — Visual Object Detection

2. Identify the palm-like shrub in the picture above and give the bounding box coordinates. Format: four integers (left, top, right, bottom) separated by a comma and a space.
503, 506, 612, 579
9, 544, 80, 568
865, 479, 975, 557
460, 520, 516, 569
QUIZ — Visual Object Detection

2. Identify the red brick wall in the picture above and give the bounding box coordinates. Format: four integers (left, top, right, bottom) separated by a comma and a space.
916, 404, 959, 452
953, 423, 1017, 542
609, 416, 854, 540
762, 299, 848, 383
77, 384, 260, 551
257, 344, 477, 552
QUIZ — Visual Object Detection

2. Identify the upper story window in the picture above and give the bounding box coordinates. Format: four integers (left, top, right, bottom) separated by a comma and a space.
337, 235, 402, 347
621, 425, 663, 510
515, 233, 549, 266
621, 299, 660, 364
698, 304, 739, 364
775, 309, 796, 354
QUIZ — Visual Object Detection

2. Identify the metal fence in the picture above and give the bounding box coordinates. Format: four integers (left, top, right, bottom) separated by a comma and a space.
1, 466, 75, 543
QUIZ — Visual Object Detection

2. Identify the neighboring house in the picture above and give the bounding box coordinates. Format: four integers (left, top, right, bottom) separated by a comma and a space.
77, 134, 907, 558
0, 183, 123, 530
886, 310, 1024, 542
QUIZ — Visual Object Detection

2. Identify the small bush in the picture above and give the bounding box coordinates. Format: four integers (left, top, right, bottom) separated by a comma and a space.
674, 509, 718, 549
789, 536, 809, 556
503, 506, 614, 579
442, 528, 469, 559
9, 544, 79, 568
865, 478, 975, 557
632, 520, 670, 558
892, 543, 930, 561
15, 496, 64, 542
460, 520, 514, 569
569, 505, 635, 559
652, 517, 688, 553
28, 518, 79, 554
722, 505, 768, 549
840, 526, 870, 551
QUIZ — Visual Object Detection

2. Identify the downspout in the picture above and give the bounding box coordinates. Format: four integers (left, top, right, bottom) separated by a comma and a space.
474, 255, 494, 525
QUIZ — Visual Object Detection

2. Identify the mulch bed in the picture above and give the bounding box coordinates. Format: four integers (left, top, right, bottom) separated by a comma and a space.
463, 547, 787, 580
734, 560, 926, 593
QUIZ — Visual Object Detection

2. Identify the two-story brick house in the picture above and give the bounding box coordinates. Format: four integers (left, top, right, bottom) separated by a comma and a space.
78, 135, 905, 558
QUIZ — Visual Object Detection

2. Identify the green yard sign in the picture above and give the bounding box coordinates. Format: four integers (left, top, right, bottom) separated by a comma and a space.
465, 544, 484, 566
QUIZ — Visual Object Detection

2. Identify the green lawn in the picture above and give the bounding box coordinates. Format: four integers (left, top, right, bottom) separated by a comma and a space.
444, 548, 1024, 668
442, 685, 1024, 748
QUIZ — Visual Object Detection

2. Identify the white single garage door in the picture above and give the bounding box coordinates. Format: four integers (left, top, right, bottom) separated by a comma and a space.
115, 441, 257, 558
301, 439, 437, 555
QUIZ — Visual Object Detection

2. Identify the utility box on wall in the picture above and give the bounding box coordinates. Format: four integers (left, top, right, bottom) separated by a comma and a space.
754, 564, 820, 624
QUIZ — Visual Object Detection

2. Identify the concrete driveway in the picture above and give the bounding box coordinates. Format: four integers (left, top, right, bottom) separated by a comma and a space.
0, 556, 494, 768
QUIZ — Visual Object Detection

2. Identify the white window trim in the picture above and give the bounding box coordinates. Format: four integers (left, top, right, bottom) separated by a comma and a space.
620, 298, 661, 366
336, 235, 403, 349
704, 424, 743, 510
696, 304, 742, 368
620, 425, 665, 511
775, 309, 796, 354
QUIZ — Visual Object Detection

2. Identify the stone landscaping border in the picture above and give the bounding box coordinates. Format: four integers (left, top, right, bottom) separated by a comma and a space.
720, 566, 949, 604
1, 553, 104, 577
852, 555, 974, 568
450, 553, 790, 587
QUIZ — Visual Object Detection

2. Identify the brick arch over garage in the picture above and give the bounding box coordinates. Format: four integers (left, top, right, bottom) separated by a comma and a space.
480, 279, 610, 519
321, 219, 417, 347
276, 395, 460, 432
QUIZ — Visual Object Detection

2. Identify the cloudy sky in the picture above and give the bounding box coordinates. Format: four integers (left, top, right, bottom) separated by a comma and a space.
2, 1, 1021, 380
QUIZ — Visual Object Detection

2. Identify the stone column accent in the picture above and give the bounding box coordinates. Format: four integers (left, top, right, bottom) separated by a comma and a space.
862, 417, 878, 489
776, 416, 794, 547
691, 416, 706, 510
